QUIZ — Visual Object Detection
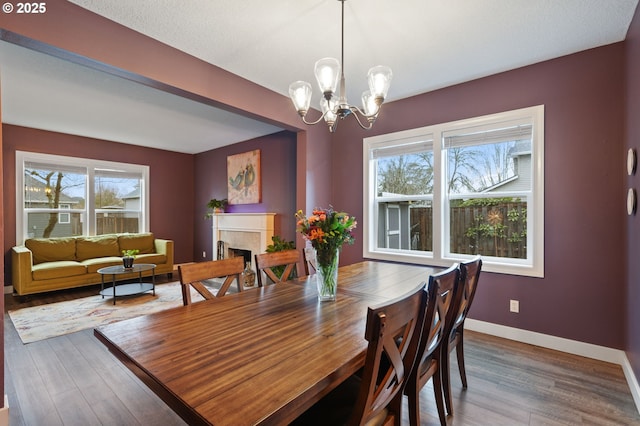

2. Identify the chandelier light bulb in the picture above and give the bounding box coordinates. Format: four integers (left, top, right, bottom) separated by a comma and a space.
314, 57, 340, 97
321, 97, 338, 128
361, 91, 378, 117
288, 81, 312, 116
368, 66, 393, 100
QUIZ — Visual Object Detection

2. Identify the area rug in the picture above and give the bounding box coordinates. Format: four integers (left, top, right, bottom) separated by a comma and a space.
8, 282, 204, 344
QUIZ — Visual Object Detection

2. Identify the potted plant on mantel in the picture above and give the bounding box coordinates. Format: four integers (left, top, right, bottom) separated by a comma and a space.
206, 198, 228, 218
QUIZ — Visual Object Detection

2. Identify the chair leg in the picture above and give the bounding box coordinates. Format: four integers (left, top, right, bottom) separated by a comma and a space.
456, 332, 468, 389
441, 343, 454, 416
180, 283, 190, 306
388, 394, 403, 426
433, 366, 447, 426
406, 382, 421, 426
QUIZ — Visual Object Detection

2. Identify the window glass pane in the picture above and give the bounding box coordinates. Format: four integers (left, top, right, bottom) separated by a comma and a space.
24, 166, 86, 208
444, 122, 532, 194
374, 142, 433, 252
27, 212, 83, 238
24, 165, 86, 239
376, 151, 433, 196
449, 198, 527, 259
446, 140, 531, 194
94, 175, 140, 209
95, 174, 142, 234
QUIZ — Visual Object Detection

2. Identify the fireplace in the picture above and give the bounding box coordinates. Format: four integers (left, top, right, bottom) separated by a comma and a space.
228, 247, 251, 265
212, 213, 276, 271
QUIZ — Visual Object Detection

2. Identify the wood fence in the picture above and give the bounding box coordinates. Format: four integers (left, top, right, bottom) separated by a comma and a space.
97, 217, 139, 234
410, 202, 527, 258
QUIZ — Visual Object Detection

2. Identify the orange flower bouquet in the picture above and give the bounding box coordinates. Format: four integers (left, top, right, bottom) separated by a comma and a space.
296, 207, 356, 301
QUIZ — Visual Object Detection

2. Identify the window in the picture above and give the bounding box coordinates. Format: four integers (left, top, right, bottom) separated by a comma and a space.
58, 204, 71, 224
363, 105, 544, 277
17, 151, 149, 243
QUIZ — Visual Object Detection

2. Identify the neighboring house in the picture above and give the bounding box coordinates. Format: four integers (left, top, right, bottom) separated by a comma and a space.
483, 140, 532, 193
122, 185, 141, 211
23, 173, 82, 238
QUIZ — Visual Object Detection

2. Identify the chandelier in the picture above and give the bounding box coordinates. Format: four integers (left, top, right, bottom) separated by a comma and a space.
288, 0, 392, 133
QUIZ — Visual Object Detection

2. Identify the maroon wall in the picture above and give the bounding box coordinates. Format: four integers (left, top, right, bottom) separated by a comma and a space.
2, 124, 195, 272
625, 4, 640, 385
331, 44, 626, 349
194, 131, 297, 261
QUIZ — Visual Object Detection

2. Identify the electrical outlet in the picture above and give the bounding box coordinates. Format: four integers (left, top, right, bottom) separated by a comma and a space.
202, 251, 207, 258
510, 299, 519, 313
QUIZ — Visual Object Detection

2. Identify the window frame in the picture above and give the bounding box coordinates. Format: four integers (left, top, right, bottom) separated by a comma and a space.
16, 151, 150, 244
363, 105, 544, 277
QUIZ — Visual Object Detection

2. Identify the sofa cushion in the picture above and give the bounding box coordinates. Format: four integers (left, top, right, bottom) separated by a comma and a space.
82, 257, 125, 273
32, 261, 86, 280
135, 253, 167, 265
118, 233, 155, 254
25, 237, 77, 265
76, 235, 120, 261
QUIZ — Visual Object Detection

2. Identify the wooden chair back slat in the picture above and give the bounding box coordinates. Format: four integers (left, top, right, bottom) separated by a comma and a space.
178, 257, 245, 305
254, 250, 301, 286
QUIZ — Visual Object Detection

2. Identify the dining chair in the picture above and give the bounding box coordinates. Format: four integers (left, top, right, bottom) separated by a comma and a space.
302, 246, 317, 275
442, 255, 482, 416
405, 264, 461, 426
291, 281, 429, 426
177, 257, 245, 305
254, 249, 301, 286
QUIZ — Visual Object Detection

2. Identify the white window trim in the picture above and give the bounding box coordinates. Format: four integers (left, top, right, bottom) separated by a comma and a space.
16, 151, 150, 244
363, 105, 544, 278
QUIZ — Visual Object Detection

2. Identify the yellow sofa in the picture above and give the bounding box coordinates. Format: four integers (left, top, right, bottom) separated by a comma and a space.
11, 233, 174, 295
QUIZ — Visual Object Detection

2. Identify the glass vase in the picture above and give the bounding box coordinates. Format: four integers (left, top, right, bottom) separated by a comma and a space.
315, 248, 339, 302
242, 261, 256, 287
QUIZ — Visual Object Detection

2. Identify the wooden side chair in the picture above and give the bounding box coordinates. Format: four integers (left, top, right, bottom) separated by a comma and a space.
302, 247, 317, 275
291, 281, 428, 426
178, 257, 245, 305
442, 255, 482, 416
405, 264, 461, 426
254, 249, 301, 286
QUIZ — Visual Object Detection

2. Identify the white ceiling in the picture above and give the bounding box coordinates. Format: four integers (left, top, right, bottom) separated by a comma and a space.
1, 0, 638, 154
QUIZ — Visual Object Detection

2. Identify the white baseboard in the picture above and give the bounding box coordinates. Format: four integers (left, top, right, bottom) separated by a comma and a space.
465, 319, 640, 415
4, 286, 13, 295
0, 395, 8, 426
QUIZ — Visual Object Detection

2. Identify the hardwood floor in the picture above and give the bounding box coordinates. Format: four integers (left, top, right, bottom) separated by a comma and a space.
4, 284, 640, 425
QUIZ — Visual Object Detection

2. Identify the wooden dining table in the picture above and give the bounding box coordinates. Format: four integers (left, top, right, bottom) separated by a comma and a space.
94, 261, 439, 426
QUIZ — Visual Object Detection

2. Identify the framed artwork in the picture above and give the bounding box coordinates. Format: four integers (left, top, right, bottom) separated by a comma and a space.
227, 149, 261, 204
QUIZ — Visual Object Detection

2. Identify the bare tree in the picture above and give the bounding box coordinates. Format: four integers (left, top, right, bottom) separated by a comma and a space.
29, 171, 64, 238
28, 170, 85, 238
378, 154, 434, 195
475, 143, 516, 189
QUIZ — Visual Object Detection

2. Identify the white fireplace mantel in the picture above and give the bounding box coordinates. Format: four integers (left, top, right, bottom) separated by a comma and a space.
211, 213, 276, 268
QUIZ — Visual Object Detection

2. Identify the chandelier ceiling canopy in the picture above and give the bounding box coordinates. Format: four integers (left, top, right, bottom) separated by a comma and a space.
288, 0, 392, 133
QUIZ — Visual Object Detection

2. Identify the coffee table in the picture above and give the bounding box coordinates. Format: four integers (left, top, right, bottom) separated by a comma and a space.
98, 263, 156, 305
